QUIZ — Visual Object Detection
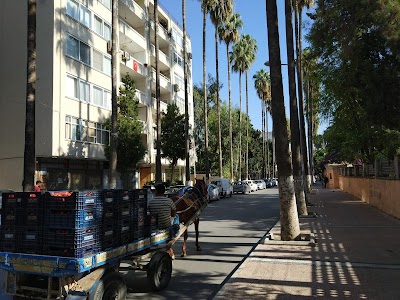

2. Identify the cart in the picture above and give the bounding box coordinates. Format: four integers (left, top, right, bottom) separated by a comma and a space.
0, 201, 207, 299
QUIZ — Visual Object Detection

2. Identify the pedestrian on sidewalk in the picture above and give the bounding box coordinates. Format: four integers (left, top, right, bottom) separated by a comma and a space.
324, 176, 329, 188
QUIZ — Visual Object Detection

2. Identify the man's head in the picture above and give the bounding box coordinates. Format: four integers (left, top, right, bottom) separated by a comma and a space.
154, 183, 166, 196
36, 180, 42, 186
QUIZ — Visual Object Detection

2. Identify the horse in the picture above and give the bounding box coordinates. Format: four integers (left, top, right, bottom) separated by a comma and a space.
171, 179, 208, 258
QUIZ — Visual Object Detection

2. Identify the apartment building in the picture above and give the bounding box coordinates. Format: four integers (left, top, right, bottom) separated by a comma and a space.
0, 0, 195, 191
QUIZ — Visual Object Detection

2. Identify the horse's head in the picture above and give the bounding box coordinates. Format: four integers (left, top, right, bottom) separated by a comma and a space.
195, 179, 208, 201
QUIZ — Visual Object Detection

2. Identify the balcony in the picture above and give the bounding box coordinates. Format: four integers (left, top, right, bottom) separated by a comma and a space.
120, 54, 147, 82
151, 69, 171, 93
150, 19, 169, 45
119, 0, 146, 24
135, 89, 150, 107
138, 120, 148, 134
151, 98, 168, 114
119, 19, 146, 53
151, 44, 170, 70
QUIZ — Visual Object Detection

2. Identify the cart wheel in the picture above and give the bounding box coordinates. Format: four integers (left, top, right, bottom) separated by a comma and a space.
88, 271, 127, 300
147, 252, 172, 291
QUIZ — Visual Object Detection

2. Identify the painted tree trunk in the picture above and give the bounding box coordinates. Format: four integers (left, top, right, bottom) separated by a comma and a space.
202, 10, 209, 183
266, 0, 300, 240
215, 27, 223, 178
227, 44, 234, 181
182, 0, 190, 183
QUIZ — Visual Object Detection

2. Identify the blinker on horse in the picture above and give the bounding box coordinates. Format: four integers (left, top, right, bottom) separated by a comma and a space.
170, 179, 208, 258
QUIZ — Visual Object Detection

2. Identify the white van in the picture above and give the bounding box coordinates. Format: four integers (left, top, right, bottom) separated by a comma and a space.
210, 178, 233, 198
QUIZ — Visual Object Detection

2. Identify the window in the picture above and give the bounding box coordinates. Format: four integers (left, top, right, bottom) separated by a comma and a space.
66, 75, 78, 99
93, 86, 103, 107
66, 35, 79, 59
93, 49, 103, 71
66, 115, 110, 144
94, 15, 103, 36
173, 52, 183, 68
100, 0, 111, 10
79, 81, 90, 102
79, 42, 90, 65
66, 0, 79, 20
80, 5, 91, 28
103, 56, 111, 76
104, 23, 111, 40
104, 91, 111, 109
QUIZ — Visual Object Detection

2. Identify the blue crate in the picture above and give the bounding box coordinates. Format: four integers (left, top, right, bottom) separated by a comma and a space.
44, 191, 100, 210
44, 208, 102, 229
43, 227, 99, 249
42, 243, 99, 258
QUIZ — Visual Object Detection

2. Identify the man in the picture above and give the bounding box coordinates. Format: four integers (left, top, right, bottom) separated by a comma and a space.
34, 180, 42, 192
148, 183, 176, 230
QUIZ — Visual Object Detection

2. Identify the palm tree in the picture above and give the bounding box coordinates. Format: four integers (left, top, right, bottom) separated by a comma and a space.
266, 0, 300, 240
218, 13, 242, 181
23, 0, 37, 192
253, 69, 271, 179
241, 34, 257, 180
182, 0, 190, 184
154, 0, 162, 183
210, 0, 233, 178
109, 0, 119, 188
285, 0, 307, 215
230, 41, 246, 180
199, 0, 216, 183
294, 0, 314, 192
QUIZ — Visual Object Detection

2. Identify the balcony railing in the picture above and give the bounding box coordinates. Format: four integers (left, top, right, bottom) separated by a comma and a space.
120, 0, 146, 20
135, 89, 150, 106
150, 18, 169, 40
119, 19, 146, 49
150, 44, 170, 66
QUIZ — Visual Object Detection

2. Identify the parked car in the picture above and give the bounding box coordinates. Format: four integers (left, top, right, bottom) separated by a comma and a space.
255, 180, 266, 190
242, 180, 258, 192
263, 179, 273, 188
207, 183, 220, 201
271, 178, 278, 187
210, 178, 233, 198
233, 181, 251, 194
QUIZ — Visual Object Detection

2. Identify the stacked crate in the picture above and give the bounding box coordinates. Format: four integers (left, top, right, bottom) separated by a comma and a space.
117, 190, 134, 246
99, 190, 119, 250
42, 191, 101, 258
130, 189, 148, 241
0, 192, 43, 254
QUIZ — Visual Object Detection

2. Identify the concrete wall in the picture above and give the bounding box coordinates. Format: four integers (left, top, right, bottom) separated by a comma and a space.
339, 176, 400, 220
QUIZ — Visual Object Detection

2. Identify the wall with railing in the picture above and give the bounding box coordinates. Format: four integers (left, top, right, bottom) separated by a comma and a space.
326, 157, 400, 219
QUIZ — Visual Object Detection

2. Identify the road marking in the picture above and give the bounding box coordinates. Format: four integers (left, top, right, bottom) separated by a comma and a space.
248, 257, 400, 270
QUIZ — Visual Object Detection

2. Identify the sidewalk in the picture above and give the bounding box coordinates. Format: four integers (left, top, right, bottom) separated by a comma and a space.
214, 186, 400, 299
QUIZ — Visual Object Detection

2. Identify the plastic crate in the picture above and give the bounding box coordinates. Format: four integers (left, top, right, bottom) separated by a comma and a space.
118, 231, 134, 246
44, 208, 102, 229
18, 207, 43, 225
1, 192, 42, 210
44, 191, 99, 210
42, 243, 99, 258
129, 189, 148, 201
117, 219, 132, 234
102, 207, 116, 221
118, 204, 132, 219
100, 190, 121, 207
20, 228, 42, 254
43, 227, 99, 249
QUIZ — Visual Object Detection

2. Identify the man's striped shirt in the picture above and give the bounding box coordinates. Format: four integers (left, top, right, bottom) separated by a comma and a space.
148, 196, 176, 230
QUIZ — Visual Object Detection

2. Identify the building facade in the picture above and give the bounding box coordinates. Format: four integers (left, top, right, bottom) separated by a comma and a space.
0, 0, 195, 191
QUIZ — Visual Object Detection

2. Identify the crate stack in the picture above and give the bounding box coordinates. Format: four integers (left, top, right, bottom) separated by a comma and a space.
116, 190, 135, 246
130, 189, 148, 241
42, 191, 102, 258
99, 190, 119, 250
0, 192, 43, 254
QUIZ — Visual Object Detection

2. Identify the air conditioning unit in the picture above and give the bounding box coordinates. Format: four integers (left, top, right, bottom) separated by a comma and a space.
107, 40, 112, 54
122, 51, 130, 61
173, 84, 179, 92
187, 52, 192, 60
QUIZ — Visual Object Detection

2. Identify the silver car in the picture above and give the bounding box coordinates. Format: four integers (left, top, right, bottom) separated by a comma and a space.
207, 183, 220, 201
255, 180, 266, 190
233, 181, 251, 194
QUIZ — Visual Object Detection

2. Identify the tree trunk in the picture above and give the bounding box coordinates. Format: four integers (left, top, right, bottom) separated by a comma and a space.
110, 0, 119, 188
227, 44, 234, 181
238, 72, 242, 180
266, 0, 300, 240
202, 10, 209, 183
245, 71, 249, 180
155, 0, 162, 184
182, 0, 190, 184
215, 27, 223, 178
170, 162, 175, 182
294, 2, 311, 193
23, 0, 37, 192
262, 100, 265, 178
266, 109, 270, 177
308, 83, 314, 182
285, 0, 307, 215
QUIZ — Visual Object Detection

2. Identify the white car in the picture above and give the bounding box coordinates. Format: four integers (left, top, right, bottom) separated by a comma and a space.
242, 180, 257, 192
207, 183, 220, 201
255, 180, 266, 190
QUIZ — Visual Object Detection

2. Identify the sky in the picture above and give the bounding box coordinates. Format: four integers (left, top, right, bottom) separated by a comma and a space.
160, 0, 326, 134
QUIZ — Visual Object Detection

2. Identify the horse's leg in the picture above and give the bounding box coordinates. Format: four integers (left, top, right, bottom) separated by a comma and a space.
194, 218, 201, 251
181, 229, 188, 257
167, 247, 175, 260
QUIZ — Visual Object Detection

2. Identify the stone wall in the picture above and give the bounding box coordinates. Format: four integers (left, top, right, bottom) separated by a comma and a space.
338, 177, 400, 220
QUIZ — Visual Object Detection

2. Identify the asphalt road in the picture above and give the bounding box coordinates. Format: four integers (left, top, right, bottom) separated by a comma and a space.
123, 187, 280, 300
